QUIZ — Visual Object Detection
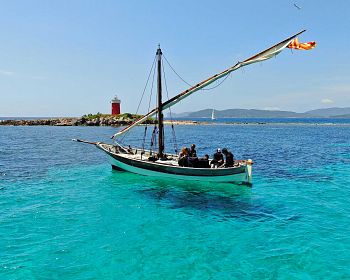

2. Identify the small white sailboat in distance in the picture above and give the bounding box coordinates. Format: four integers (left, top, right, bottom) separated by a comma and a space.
211, 109, 216, 120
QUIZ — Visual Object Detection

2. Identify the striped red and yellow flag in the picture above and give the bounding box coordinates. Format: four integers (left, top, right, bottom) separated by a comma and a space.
287, 38, 316, 50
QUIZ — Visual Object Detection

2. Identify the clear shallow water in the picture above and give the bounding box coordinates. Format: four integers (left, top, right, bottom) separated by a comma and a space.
1, 124, 350, 279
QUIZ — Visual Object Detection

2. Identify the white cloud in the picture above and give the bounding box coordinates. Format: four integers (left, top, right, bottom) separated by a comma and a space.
263, 106, 281, 111
321, 98, 334, 104
0, 70, 15, 76
0, 70, 47, 80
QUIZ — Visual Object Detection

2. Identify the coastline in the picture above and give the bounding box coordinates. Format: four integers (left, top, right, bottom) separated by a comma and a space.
1, 117, 349, 126
0, 116, 155, 127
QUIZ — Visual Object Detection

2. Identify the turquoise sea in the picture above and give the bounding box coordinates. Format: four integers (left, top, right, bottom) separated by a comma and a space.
1, 122, 350, 279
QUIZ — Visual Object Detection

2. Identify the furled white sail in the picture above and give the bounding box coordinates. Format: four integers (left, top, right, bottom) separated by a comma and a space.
112, 30, 305, 138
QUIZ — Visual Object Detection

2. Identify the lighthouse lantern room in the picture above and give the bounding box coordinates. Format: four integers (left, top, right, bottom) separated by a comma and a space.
111, 96, 121, 115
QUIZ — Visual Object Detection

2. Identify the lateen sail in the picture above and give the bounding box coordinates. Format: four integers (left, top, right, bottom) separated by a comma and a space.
112, 30, 308, 138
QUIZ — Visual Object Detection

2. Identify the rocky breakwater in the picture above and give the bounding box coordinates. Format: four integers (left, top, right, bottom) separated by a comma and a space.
0, 118, 78, 126
0, 114, 156, 127
77, 115, 155, 126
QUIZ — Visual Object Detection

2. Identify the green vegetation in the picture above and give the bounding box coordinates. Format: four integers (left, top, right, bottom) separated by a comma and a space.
81, 112, 144, 120
81, 113, 156, 124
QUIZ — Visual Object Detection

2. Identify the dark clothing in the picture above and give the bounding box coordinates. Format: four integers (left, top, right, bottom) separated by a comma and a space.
188, 156, 199, 167
178, 156, 189, 167
224, 151, 234, 167
197, 158, 210, 168
189, 148, 197, 157
148, 156, 157, 162
213, 152, 224, 161
211, 152, 224, 167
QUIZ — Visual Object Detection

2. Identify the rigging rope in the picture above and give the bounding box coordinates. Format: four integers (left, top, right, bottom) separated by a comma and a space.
136, 55, 157, 115
117, 51, 230, 149
150, 126, 158, 155
147, 59, 157, 114
163, 54, 192, 87
163, 54, 232, 91
141, 126, 147, 154
143, 57, 157, 151
161, 56, 178, 154
119, 55, 157, 145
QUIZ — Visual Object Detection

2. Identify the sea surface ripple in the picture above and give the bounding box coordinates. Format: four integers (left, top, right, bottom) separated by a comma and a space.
0, 123, 349, 279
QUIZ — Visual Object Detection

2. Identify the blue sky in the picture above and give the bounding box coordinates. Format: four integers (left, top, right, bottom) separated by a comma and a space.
0, 0, 349, 116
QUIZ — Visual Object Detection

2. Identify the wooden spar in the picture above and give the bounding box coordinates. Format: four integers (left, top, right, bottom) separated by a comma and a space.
242, 30, 305, 63
161, 30, 306, 110
72, 139, 98, 145
156, 45, 165, 158
111, 30, 306, 139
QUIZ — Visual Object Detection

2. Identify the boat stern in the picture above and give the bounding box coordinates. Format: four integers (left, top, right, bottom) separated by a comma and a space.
245, 159, 253, 185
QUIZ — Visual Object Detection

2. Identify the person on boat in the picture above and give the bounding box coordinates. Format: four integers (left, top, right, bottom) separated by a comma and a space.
210, 148, 224, 168
197, 154, 210, 168
189, 144, 197, 157
187, 144, 200, 167
222, 148, 234, 167
127, 145, 133, 154
178, 147, 189, 167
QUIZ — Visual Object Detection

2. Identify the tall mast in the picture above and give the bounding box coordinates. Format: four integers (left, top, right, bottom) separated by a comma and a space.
112, 30, 307, 139
156, 45, 164, 158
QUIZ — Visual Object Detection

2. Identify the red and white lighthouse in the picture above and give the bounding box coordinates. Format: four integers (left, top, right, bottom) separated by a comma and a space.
111, 96, 121, 115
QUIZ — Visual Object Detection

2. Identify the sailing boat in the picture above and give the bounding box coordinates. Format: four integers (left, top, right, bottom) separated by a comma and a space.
211, 109, 216, 120
74, 30, 314, 185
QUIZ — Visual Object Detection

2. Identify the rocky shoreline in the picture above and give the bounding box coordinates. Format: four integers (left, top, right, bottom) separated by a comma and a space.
0, 116, 157, 126
1, 117, 348, 127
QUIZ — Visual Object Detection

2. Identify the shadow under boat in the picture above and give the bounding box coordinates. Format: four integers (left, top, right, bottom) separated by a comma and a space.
137, 182, 271, 222
109, 168, 300, 222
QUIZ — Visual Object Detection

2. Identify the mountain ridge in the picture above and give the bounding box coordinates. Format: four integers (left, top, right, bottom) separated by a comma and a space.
169, 107, 350, 118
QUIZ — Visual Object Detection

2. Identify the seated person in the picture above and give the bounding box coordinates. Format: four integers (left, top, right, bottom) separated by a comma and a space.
189, 144, 197, 157
188, 156, 199, 167
127, 145, 134, 154
210, 148, 224, 168
188, 144, 199, 167
148, 154, 158, 162
222, 148, 234, 167
178, 147, 189, 167
197, 154, 210, 168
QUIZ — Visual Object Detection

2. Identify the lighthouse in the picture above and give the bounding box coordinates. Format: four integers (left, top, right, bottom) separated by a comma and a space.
111, 96, 121, 115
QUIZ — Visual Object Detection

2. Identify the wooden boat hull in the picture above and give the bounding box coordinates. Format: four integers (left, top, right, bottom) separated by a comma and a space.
97, 143, 252, 184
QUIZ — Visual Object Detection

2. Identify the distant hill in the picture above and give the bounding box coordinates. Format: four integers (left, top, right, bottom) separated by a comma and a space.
169, 107, 350, 118
185, 109, 309, 118
304, 107, 350, 117
170, 109, 308, 118
330, 114, 350, 118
